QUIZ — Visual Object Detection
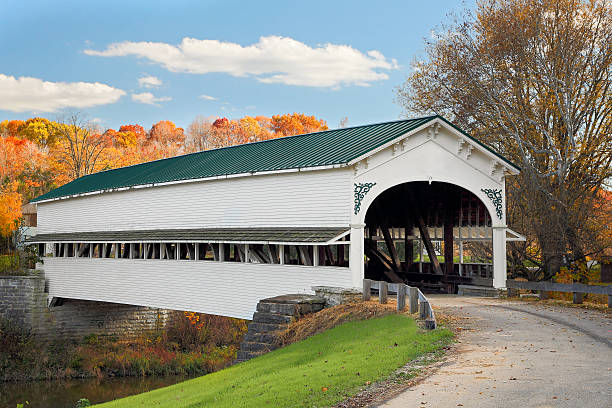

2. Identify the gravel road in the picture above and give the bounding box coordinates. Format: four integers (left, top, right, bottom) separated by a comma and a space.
380, 296, 612, 408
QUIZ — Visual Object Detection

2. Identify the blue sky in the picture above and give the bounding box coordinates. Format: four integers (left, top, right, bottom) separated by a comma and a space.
0, 0, 474, 131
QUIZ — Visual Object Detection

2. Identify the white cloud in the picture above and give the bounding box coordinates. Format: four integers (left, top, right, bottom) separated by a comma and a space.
0, 74, 125, 113
131, 92, 172, 106
199, 94, 217, 101
85, 36, 399, 88
138, 75, 162, 88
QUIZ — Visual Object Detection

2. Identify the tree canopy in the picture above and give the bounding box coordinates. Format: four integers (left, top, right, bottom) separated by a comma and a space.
396, 0, 612, 279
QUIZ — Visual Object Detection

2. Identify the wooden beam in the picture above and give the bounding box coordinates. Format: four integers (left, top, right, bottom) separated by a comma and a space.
365, 245, 394, 270
298, 246, 312, 266
337, 244, 344, 267
250, 245, 269, 263
365, 245, 404, 283
318, 246, 326, 266
268, 244, 278, 264
325, 246, 335, 265
77, 243, 89, 257
409, 192, 443, 275
404, 228, 414, 271
381, 226, 401, 271
444, 203, 455, 275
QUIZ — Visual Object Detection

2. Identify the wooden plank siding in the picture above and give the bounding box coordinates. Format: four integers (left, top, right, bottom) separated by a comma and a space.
43, 257, 353, 319
37, 168, 352, 234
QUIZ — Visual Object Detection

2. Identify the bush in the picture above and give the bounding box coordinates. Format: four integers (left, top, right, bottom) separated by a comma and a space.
75, 398, 91, 407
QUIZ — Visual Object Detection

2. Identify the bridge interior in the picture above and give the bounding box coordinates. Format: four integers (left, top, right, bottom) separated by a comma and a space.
364, 181, 494, 293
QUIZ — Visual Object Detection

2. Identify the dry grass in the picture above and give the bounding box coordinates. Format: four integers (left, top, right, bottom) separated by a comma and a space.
278, 300, 400, 345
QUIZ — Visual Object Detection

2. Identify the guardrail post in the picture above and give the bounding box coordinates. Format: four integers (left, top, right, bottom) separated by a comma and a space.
397, 284, 406, 311
608, 295, 611, 308
572, 292, 584, 304
539, 290, 549, 300
419, 301, 428, 319
379, 281, 388, 304
408, 286, 418, 314
507, 287, 518, 297
362, 279, 371, 301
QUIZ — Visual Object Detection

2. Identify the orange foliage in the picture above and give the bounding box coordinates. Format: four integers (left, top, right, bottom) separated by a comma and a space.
271, 113, 328, 136
0, 182, 22, 238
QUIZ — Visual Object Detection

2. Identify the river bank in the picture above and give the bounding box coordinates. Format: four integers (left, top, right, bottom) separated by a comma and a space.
0, 312, 248, 381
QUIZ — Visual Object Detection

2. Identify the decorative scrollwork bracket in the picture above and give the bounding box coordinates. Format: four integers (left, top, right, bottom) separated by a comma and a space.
354, 182, 376, 215
481, 188, 503, 220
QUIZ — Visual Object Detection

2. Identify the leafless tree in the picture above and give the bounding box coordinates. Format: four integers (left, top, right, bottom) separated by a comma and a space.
53, 113, 109, 180
186, 115, 215, 152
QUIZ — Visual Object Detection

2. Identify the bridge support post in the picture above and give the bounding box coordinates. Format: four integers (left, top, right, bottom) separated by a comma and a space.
492, 226, 507, 289
350, 224, 365, 289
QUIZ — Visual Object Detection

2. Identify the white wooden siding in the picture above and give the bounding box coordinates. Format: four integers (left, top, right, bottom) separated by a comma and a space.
43, 258, 353, 319
37, 169, 352, 234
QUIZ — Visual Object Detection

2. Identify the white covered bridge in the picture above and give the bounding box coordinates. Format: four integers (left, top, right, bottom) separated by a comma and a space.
28, 115, 523, 319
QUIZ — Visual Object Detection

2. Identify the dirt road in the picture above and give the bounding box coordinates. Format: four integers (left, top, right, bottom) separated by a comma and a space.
381, 296, 612, 408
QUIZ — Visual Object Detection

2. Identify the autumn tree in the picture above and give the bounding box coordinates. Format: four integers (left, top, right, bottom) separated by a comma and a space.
396, 0, 612, 279
18, 117, 59, 148
0, 120, 25, 138
271, 113, 328, 136
0, 182, 22, 248
186, 113, 328, 151
147, 120, 185, 158
51, 114, 111, 180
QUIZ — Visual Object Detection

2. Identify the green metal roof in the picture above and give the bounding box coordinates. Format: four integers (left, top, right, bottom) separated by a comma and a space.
32, 115, 517, 203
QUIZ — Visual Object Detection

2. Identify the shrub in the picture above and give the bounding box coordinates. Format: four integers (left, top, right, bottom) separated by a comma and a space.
75, 398, 91, 407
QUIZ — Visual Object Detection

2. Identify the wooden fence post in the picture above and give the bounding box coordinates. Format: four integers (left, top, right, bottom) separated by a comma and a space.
419, 301, 428, 319
507, 287, 518, 297
539, 290, 549, 300
397, 284, 406, 311
573, 292, 584, 304
363, 279, 371, 301
379, 281, 388, 304
409, 287, 418, 314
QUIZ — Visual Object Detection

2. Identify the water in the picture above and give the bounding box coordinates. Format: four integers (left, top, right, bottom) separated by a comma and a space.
0, 375, 193, 408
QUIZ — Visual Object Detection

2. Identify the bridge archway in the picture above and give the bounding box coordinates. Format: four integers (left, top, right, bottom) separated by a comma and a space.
360, 181, 499, 293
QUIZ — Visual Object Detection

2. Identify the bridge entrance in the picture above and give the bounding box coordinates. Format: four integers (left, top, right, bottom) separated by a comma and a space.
364, 181, 495, 293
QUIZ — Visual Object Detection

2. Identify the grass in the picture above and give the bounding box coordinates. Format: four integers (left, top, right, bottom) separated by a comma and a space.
97, 314, 453, 408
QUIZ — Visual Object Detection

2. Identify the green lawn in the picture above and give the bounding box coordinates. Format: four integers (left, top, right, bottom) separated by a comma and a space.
97, 315, 452, 408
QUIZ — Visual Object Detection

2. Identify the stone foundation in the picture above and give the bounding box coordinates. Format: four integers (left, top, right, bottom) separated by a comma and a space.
0, 273, 180, 341
311, 286, 362, 306
236, 294, 325, 362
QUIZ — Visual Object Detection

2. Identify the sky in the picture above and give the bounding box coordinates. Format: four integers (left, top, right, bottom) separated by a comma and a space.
0, 0, 475, 131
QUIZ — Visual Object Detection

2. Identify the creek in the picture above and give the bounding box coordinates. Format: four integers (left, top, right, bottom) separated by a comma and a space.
0, 375, 193, 408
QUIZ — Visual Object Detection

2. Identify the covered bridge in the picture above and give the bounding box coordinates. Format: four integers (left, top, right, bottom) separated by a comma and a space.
28, 115, 523, 319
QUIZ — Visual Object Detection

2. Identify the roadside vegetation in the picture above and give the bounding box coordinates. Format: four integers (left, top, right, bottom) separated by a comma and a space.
0, 313, 247, 382
96, 314, 453, 408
